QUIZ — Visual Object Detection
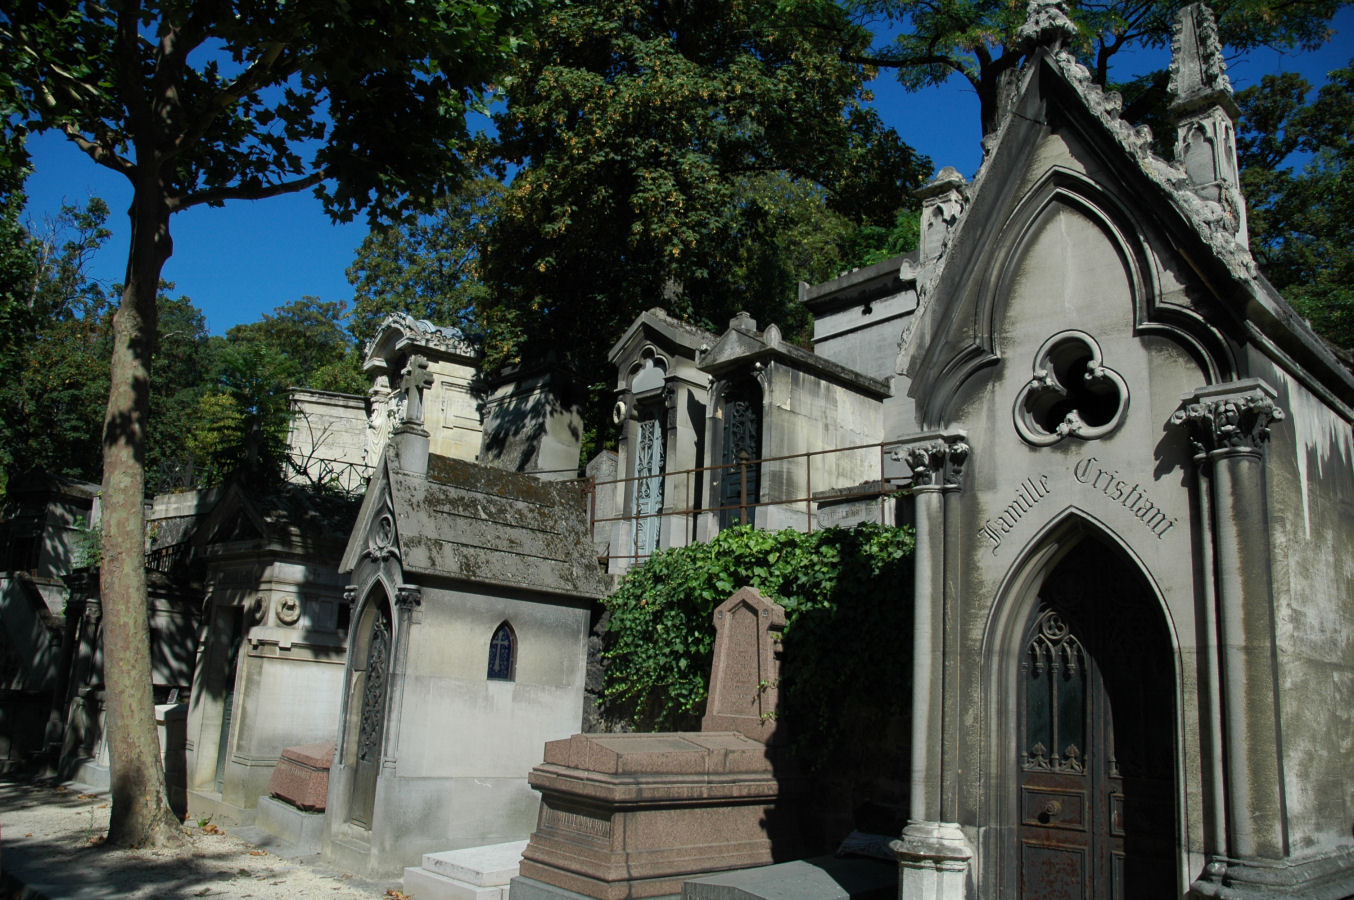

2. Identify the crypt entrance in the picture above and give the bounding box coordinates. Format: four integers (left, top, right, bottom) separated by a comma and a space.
1012, 536, 1177, 899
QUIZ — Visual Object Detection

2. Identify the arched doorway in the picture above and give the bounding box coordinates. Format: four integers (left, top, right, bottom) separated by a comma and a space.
345, 588, 393, 829
1015, 538, 1176, 898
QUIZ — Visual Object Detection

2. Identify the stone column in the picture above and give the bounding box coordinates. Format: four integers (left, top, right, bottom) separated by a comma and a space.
892, 433, 973, 899
382, 584, 422, 771
1171, 380, 1287, 877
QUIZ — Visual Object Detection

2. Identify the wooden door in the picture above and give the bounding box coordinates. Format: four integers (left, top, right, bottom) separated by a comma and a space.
1018, 544, 1176, 899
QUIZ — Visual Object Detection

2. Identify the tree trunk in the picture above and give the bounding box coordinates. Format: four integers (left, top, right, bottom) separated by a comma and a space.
100, 184, 184, 849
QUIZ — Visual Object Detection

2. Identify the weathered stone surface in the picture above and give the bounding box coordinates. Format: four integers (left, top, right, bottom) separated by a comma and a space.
267, 740, 335, 811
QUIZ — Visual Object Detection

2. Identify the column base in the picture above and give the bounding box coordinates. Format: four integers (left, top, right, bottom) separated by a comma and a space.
1188, 848, 1354, 900
893, 821, 973, 900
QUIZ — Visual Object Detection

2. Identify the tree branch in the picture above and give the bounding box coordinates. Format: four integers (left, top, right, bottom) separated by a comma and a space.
63, 123, 137, 178
172, 170, 326, 211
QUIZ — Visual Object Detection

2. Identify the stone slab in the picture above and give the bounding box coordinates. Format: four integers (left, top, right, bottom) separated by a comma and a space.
254, 794, 326, 856
540, 732, 775, 778
681, 857, 895, 900
421, 840, 528, 885
266, 740, 334, 811
403, 865, 508, 900
511, 875, 678, 900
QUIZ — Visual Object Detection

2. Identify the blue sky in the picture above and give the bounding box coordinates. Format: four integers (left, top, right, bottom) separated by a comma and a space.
20, 7, 1354, 336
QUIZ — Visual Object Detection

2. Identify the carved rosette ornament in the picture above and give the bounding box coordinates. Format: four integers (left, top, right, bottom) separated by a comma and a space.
892, 434, 970, 489
275, 595, 302, 626
1170, 383, 1284, 457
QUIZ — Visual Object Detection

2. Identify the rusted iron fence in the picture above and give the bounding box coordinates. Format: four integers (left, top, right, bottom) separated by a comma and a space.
587, 439, 911, 569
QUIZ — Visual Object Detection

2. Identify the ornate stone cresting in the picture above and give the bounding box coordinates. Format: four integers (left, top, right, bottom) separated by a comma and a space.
1170, 381, 1285, 456
960, 1, 1256, 284
895, 436, 970, 489
363, 311, 477, 361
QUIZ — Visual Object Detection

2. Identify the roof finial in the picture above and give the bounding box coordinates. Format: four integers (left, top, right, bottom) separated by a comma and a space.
1017, 0, 1078, 53
1168, 3, 1234, 111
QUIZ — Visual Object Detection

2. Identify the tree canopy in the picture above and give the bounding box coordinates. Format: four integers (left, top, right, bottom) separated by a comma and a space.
1, 0, 534, 848
848, 0, 1345, 134
480, 0, 930, 444
1239, 60, 1354, 350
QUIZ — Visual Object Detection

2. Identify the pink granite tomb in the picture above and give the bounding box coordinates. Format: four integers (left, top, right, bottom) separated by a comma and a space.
265, 740, 335, 812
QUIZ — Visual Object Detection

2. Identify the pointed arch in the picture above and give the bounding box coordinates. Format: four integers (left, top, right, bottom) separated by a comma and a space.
912, 167, 1236, 428
487, 620, 516, 681
978, 508, 1184, 897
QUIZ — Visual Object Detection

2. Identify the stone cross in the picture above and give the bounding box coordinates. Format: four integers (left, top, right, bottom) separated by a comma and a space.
398, 354, 433, 426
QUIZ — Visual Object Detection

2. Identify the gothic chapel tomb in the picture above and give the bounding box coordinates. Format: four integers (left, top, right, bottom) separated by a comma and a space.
794, 2, 1354, 897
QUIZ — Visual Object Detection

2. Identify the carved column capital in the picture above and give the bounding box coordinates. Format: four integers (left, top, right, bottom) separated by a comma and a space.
343, 585, 359, 608
1170, 380, 1284, 458
892, 432, 970, 490
394, 584, 422, 611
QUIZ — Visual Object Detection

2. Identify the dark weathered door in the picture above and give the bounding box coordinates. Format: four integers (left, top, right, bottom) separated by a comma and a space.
719, 381, 761, 530
1018, 544, 1176, 899
349, 601, 391, 829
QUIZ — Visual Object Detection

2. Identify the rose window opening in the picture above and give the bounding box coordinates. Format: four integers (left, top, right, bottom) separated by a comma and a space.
1014, 330, 1128, 446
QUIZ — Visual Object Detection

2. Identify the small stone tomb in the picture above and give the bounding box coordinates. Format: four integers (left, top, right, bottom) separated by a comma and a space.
513, 587, 799, 899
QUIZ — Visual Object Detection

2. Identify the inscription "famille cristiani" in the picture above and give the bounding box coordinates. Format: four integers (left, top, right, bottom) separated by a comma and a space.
978, 475, 1051, 554
1074, 457, 1178, 540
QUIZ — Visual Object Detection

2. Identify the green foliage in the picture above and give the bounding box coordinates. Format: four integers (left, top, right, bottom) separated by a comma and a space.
1239, 61, 1354, 348
602, 523, 914, 765
348, 177, 504, 346
853, 0, 1345, 134
485, 0, 930, 427
0, 192, 115, 493
226, 297, 357, 385
72, 515, 102, 569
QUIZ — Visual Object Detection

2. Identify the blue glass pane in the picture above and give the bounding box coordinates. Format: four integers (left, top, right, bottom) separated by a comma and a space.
488, 624, 514, 680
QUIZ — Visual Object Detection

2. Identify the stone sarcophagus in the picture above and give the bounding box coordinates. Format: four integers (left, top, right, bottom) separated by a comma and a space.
518, 732, 796, 900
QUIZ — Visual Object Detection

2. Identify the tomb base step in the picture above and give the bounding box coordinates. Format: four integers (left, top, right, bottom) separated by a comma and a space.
401, 840, 528, 900
248, 795, 326, 856
681, 856, 896, 900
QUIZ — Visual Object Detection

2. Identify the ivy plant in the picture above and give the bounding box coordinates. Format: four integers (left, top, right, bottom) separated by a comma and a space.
601, 522, 914, 765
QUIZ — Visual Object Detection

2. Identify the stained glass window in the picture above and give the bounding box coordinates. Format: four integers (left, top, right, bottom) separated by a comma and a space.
487, 622, 515, 680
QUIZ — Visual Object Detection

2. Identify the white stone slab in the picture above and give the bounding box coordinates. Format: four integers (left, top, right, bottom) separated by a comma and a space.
403, 865, 507, 900
420, 840, 528, 886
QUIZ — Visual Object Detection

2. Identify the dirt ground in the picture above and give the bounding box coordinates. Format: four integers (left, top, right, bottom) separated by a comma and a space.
0, 778, 399, 899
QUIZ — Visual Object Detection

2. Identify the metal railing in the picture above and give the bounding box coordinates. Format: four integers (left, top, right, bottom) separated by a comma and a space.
587, 439, 911, 569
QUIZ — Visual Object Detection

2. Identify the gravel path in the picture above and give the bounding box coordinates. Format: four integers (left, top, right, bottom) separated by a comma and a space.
0, 779, 398, 899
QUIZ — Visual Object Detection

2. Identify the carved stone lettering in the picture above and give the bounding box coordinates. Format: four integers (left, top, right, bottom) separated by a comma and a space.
978, 475, 1052, 554
1072, 457, 1179, 540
